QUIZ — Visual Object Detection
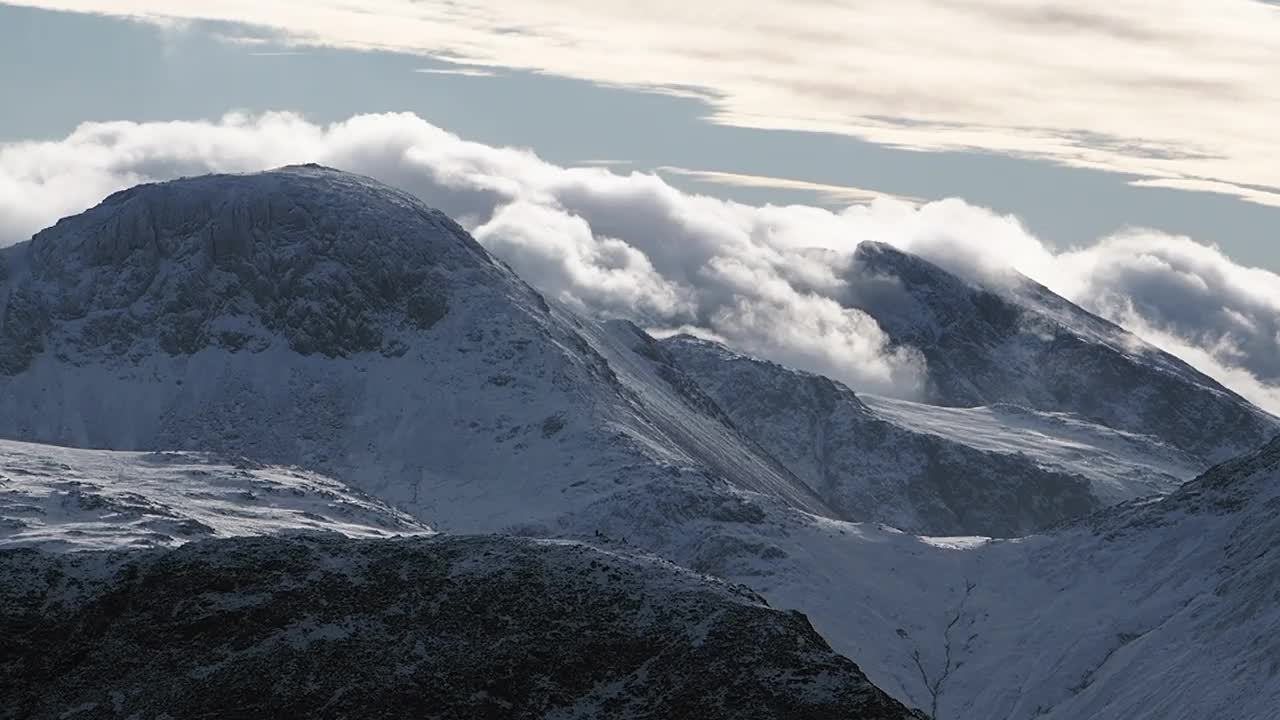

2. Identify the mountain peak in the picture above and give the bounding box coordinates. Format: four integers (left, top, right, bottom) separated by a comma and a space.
42, 164, 490, 266
843, 240, 1277, 463
851, 239, 898, 258
852, 240, 971, 287
0, 167, 530, 370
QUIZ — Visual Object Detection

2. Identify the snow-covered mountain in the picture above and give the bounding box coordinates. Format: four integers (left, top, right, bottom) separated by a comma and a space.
4, 166, 1279, 719
0, 533, 924, 720
662, 334, 1195, 536
4, 166, 1266, 541
847, 241, 1278, 464
0, 165, 828, 534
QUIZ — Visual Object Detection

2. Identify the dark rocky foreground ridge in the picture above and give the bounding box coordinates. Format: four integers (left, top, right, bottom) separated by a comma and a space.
0, 534, 924, 720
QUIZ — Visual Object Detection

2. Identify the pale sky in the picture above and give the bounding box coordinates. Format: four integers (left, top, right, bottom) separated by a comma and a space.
10, 0, 1280, 202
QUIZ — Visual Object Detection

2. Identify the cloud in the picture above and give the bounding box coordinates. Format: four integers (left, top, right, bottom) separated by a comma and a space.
473, 199, 693, 320
7, 0, 1280, 206
413, 68, 497, 78
1, 111, 1278, 414
1053, 233, 1280, 387
656, 167, 921, 206
1093, 307, 1280, 417
0, 112, 926, 396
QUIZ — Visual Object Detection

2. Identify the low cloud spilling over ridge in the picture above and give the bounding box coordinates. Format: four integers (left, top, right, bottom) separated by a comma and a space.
1, 112, 1278, 413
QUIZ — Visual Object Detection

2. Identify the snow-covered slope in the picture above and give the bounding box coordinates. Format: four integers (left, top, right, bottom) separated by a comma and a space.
859, 395, 1197, 502
828, 434, 1280, 720
552, 436, 1280, 720
0, 534, 925, 720
0, 165, 828, 533
663, 334, 1192, 536
848, 241, 1278, 463
0, 438, 431, 551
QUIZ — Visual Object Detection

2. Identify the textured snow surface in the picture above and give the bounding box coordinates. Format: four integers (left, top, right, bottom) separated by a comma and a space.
860, 395, 1195, 501
0, 438, 431, 551
0, 534, 924, 720
0, 164, 490, 368
854, 436, 1280, 720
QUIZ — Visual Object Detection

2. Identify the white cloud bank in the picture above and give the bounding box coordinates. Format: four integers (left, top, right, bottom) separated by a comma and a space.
8, 0, 1280, 207
2, 112, 1278, 413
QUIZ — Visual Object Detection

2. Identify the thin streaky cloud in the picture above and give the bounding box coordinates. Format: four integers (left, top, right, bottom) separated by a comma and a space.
658, 166, 922, 207
1128, 178, 1280, 208
414, 67, 497, 78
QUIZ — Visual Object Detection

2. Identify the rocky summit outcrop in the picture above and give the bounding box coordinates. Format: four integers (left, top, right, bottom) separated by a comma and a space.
0, 534, 924, 720
0, 164, 499, 370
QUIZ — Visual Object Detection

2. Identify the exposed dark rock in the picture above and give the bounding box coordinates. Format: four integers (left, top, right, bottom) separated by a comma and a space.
0, 534, 924, 720
0, 165, 509, 369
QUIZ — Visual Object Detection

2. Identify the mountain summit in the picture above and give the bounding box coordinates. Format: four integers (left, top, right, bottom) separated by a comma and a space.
1, 164, 507, 369
847, 240, 1277, 463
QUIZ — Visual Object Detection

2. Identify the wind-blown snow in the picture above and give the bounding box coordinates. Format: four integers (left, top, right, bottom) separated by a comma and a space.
860, 395, 1194, 502
0, 438, 431, 551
